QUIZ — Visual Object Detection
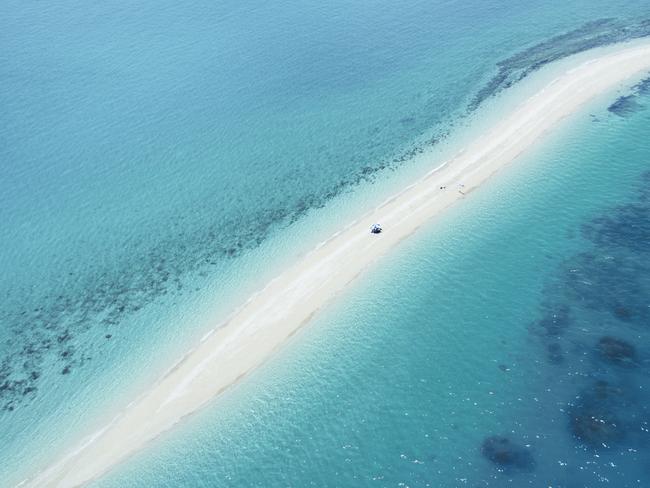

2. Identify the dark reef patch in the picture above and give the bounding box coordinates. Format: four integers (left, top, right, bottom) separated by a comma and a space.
469, 19, 650, 111
531, 305, 572, 338
569, 404, 624, 447
582, 175, 650, 255
597, 336, 636, 366
567, 172, 650, 324
527, 170, 650, 458
481, 436, 535, 471
529, 304, 574, 364
613, 306, 633, 321
636, 76, 650, 96
607, 75, 650, 117
563, 252, 648, 321
608, 95, 644, 117
567, 380, 633, 448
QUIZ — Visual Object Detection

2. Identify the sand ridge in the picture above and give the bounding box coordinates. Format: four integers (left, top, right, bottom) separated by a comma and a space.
21, 41, 650, 487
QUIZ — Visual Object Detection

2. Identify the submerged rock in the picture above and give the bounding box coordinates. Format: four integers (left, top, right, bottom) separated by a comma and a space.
597, 336, 636, 365
481, 436, 535, 471
592, 380, 623, 400
568, 380, 629, 448
569, 406, 624, 447
533, 305, 572, 337
613, 306, 633, 321
607, 94, 643, 117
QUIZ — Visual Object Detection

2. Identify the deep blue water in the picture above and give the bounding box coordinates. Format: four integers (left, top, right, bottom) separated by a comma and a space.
2, 0, 650, 486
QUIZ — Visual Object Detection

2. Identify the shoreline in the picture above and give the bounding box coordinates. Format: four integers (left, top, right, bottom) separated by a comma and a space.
21, 41, 650, 487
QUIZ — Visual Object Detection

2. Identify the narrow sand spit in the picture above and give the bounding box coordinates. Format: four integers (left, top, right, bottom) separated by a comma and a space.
22, 41, 650, 487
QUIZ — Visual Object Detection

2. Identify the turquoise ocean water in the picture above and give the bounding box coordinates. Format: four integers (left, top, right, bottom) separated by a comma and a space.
2, 0, 650, 486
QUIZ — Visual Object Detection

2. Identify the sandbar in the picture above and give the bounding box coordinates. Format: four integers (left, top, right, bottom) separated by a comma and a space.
21, 40, 650, 487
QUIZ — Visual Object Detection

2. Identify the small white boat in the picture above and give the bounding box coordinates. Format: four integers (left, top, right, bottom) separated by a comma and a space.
370, 223, 382, 234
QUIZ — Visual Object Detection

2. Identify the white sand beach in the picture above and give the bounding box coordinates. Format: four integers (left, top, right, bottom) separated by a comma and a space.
21, 41, 650, 487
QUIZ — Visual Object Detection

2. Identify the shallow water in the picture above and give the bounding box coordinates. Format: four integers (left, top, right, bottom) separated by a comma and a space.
2, 0, 650, 485
95, 57, 650, 488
